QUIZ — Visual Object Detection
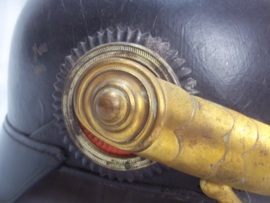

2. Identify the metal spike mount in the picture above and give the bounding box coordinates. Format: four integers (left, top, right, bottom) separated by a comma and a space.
176, 67, 192, 79
52, 27, 199, 182
74, 151, 81, 160
107, 170, 116, 180
82, 157, 88, 166
59, 64, 70, 75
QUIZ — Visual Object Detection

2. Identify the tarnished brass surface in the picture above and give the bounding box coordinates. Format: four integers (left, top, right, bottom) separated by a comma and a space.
62, 42, 179, 171
70, 42, 270, 202
74, 58, 165, 152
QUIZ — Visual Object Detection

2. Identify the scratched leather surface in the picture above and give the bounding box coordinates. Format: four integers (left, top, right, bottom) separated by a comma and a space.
3, 0, 270, 202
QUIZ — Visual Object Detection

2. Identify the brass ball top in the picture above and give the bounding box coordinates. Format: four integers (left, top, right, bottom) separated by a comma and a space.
95, 87, 129, 126
96, 90, 119, 121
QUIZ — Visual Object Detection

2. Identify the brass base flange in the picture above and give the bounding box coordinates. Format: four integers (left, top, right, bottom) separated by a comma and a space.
62, 42, 179, 171
54, 27, 198, 182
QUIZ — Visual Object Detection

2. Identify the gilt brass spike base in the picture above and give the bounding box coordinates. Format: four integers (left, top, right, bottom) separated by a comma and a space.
62, 42, 178, 171
68, 43, 270, 203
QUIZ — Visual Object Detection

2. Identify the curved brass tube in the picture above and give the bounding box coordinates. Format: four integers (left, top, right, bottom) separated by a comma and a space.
71, 44, 270, 202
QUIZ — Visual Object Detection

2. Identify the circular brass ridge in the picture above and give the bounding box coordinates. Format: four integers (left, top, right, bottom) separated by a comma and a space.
62, 42, 179, 170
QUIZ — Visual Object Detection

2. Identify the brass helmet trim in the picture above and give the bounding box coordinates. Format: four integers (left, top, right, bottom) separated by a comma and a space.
62, 42, 174, 170
53, 27, 198, 181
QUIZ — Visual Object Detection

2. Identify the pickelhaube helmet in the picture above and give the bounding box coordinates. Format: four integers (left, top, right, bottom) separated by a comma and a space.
2, 0, 270, 202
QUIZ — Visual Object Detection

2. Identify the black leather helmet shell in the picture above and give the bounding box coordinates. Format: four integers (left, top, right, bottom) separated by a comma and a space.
1, 0, 270, 202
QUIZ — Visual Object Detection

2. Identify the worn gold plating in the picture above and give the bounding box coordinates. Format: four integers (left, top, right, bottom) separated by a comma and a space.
74, 57, 165, 151
68, 42, 270, 203
62, 42, 179, 171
